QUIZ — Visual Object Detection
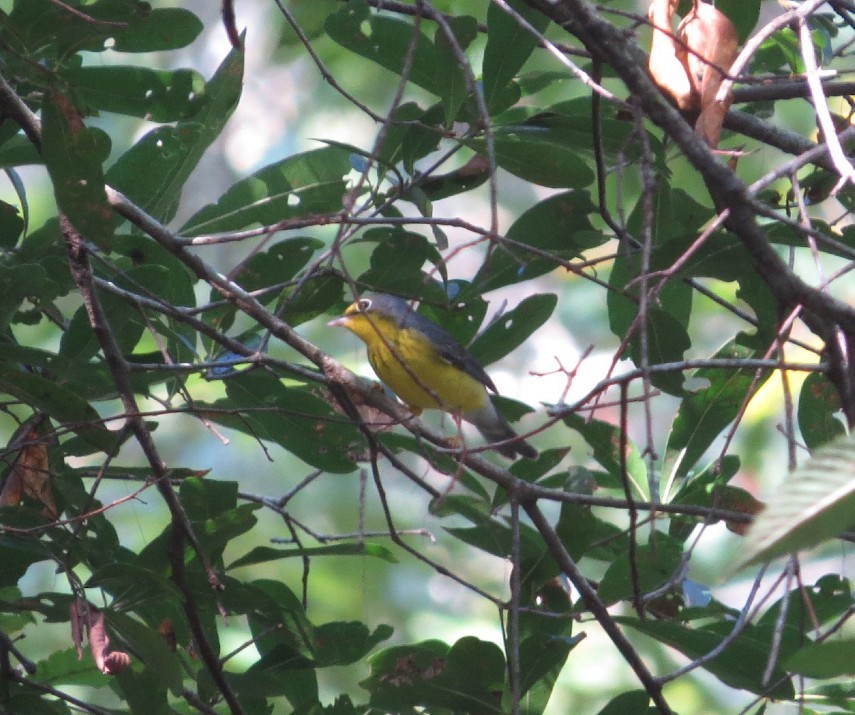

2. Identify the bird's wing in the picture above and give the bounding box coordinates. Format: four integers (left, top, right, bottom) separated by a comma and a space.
403, 311, 498, 393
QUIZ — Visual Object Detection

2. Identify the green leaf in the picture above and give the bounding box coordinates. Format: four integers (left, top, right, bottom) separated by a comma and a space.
598, 532, 684, 605
0, 368, 116, 453
106, 42, 243, 223
9, 0, 199, 58
0, 135, 43, 169
607, 185, 709, 394
279, 274, 343, 327
562, 414, 648, 495
737, 432, 855, 568
32, 648, 103, 688
0, 535, 54, 587
60, 265, 168, 360
228, 543, 397, 570
313, 621, 394, 667
665, 339, 768, 481
199, 371, 358, 473
520, 103, 667, 166
469, 293, 556, 367
63, 66, 207, 121
41, 87, 113, 250
363, 637, 505, 712
786, 638, 855, 678
617, 617, 794, 698
86, 563, 182, 609
181, 146, 352, 235
241, 578, 313, 655
338, 103, 435, 173
756, 575, 853, 657
446, 518, 557, 588
518, 633, 579, 713
109, 7, 204, 52
470, 190, 599, 295
325, 1, 442, 96
1, 691, 72, 715
235, 238, 324, 295
714, 0, 761, 42
667, 456, 741, 538
13, 2, 201, 55
770, 28, 804, 74
357, 228, 446, 296
0, 264, 56, 333
194, 504, 260, 560
555, 501, 598, 562
107, 611, 184, 695
0, 200, 24, 249
225, 661, 319, 708
483, 0, 550, 113
113, 663, 171, 715
595, 691, 651, 715
416, 153, 491, 202
434, 16, 478, 124
180, 477, 238, 521
798, 372, 844, 450
467, 127, 596, 188
112, 233, 197, 362
417, 289, 489, 346
634, 307, 692, 395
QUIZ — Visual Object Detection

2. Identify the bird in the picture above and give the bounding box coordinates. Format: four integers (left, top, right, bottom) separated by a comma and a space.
328, 293, 538, 459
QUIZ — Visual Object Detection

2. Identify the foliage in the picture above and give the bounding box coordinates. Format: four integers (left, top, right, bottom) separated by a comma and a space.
0, 0, 854, 714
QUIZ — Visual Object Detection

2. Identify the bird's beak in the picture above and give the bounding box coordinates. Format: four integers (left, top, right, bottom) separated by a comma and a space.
327, 316, 349, 328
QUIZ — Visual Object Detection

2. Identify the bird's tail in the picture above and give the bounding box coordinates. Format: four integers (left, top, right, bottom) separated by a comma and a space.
465, 401, 538, 460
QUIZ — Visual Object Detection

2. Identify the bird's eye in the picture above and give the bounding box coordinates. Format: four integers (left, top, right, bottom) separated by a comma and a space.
358, 298, 372, 312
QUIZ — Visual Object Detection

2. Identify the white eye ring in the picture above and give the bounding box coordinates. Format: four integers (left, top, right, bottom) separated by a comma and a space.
358, 298, 372, 312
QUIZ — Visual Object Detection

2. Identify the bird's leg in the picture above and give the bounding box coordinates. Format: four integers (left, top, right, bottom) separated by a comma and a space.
436, 413, 469, 501
400, 403, 424, 450
448, 412, 466, 451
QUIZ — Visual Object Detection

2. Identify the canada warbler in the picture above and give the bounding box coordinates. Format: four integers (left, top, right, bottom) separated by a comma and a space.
328, 293, 538, 459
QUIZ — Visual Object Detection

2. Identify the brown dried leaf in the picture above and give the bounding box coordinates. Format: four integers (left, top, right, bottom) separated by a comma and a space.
648, 0, 695, 110
88, 609, 132, 674
101, 650, 132, 675
158, 618, 177, 651
677, 0, 739, 147
0, 415, 56, 518
714, 485, 764, 536
70, 599, 133, 675
648, 0, 740, 147
70, 600, 85, 661
0, 463, 23, 507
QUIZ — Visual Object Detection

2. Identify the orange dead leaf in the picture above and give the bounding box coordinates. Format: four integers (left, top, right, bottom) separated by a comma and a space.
0, 415, 56, 519
648, 0, 695, 110
648, 0, 739, 147
678, 0, 739, 147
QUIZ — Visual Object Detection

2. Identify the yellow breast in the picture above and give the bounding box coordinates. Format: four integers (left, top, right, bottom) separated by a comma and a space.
366, 327, 488, 413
